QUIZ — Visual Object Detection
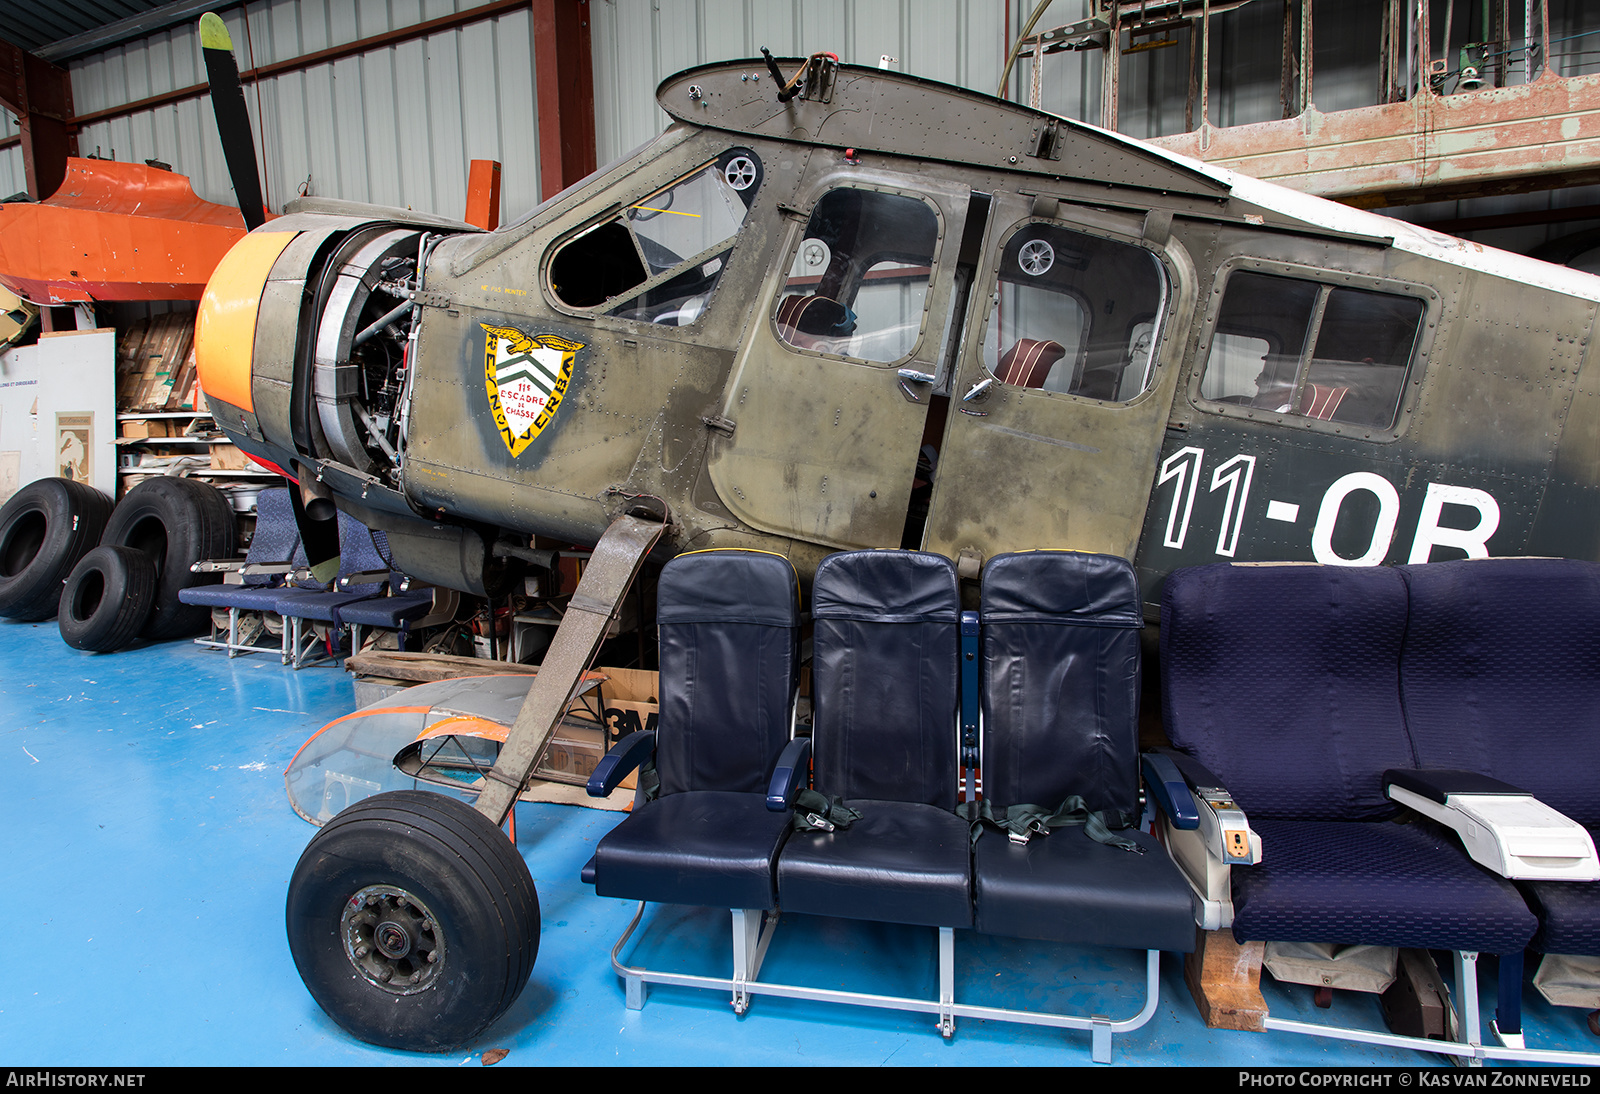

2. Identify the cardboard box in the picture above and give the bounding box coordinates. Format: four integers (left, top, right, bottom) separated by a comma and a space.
120, 418, 171, 439
209, 442, 252, 471
596, 666, 660, 746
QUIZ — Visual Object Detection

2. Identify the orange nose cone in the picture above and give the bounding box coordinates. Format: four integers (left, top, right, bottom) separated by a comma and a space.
195, 230, 296, 414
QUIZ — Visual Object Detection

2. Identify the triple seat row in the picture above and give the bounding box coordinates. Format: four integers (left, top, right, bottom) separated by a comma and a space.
180, 486, 448, 666
581, 547, 1195, 1062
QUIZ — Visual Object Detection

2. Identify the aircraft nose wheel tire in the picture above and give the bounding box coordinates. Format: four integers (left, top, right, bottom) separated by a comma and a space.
285, 789, 540, 1051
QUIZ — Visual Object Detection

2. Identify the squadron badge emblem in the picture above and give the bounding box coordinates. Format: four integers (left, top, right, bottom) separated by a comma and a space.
481, 324, 583, 457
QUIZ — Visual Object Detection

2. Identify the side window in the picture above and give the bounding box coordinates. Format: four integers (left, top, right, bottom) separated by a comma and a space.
1199, 270, 1424, 431
983, 224, 1166, 401
547, 150, 761, 325
773, 189, 939, 364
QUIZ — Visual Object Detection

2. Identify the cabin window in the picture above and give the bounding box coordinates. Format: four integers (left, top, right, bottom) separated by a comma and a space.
773, 189, 939, 364
548, 150, 761, 324
981, 224, 1166, 401
1199, 270, 1424, 431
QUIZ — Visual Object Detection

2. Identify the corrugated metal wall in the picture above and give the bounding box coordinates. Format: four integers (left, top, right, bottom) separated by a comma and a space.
67, 0, 543, 223
589, 0, 1009, 161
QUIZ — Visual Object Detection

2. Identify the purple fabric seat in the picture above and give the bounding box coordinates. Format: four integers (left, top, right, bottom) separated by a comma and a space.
1161, 561, 1536, 954
1398, 557, 1600, 959
177, 487, 304, 657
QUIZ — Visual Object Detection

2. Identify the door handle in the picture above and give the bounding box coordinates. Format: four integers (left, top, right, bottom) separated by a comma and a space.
897, 368, 935, 403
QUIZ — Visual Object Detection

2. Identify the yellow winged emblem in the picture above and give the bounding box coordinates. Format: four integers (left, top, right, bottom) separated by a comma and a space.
482, 324, 583, 457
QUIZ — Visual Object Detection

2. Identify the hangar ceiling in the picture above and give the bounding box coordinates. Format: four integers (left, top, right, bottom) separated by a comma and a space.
0, 0, 207, 60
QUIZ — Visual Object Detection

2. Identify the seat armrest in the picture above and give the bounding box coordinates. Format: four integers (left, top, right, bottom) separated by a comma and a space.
339, 569, 393, 589
190, 558, 246, 573
1151, 748, 1261, 866
1386, 769, 1600, 881
959, 611, 979, 768
241, 562, 296, 576
1142, 752, 1200, 830
587, 730, 656, 797
1157, 746, 1228, 793
1149, 749, 1261, 932
1384, 768, 1524, 804
766, 737, 812, 812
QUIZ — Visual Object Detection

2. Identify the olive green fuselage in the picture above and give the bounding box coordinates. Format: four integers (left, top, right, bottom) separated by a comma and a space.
210, 60, 1600, 611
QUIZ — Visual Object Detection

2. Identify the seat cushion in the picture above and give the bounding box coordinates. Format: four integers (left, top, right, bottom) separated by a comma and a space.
591, 791, 792, 910
974, 825, 1195, 952
271, 588, 374, 622
177, 584, 290, 610
1522, 828, 1600, 956
336, 591, 435, 628
1523, 877, 1600, 956
777, 800, 972, 928
1232, 818, 1537, 953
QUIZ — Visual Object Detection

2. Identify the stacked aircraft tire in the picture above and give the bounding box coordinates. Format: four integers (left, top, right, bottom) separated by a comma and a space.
97, 477, 236, 643
58, 478, 237, 651
57, 546, 158, 651
0, 478, 114, 623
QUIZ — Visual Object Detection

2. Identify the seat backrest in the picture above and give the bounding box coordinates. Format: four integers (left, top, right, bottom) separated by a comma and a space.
654, 550, 801, 797
243, 488, 303, 586
1399, 557, 1600, 826
775, 293, 853, 352
980, 551, 1144, 826
1297, 382, 1349, 420
995, 338, 1066, 388
810, 550, 960, 810
287, 509, 386, 592
1161, 562, 1413, 821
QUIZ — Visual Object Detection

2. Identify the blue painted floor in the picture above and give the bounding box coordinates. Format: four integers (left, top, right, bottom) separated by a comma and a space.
2, 617, 1596, 1067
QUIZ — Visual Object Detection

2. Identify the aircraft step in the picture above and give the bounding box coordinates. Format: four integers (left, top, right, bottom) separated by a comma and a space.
473, 511, 666, 825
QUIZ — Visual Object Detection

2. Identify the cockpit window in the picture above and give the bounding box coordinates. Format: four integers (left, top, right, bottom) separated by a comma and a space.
982, 224, 1166, 401
548, 149, 761, 325
1199, 270, 1424, 431
773, 189, 939, 364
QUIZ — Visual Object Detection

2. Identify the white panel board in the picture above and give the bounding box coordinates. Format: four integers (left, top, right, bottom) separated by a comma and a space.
0, 330, 117, 502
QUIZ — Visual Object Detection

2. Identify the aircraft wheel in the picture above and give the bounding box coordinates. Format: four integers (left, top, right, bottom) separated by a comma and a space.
0, 478, 113, 621
286, 789, 540, 1051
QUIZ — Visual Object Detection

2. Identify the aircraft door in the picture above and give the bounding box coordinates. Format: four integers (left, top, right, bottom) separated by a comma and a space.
924, 195, 1192, 564
705, 174, 973, 549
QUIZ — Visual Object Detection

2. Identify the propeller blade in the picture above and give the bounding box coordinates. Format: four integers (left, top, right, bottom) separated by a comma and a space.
287, 484, 342, 585
199, 12, 267, 230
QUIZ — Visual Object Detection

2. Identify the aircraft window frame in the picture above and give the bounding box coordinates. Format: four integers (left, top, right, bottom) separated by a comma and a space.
976, 218, 1171, 405
542, 148, 763, 327
770, 184, 946, 368
1193, 259, 1438, 441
